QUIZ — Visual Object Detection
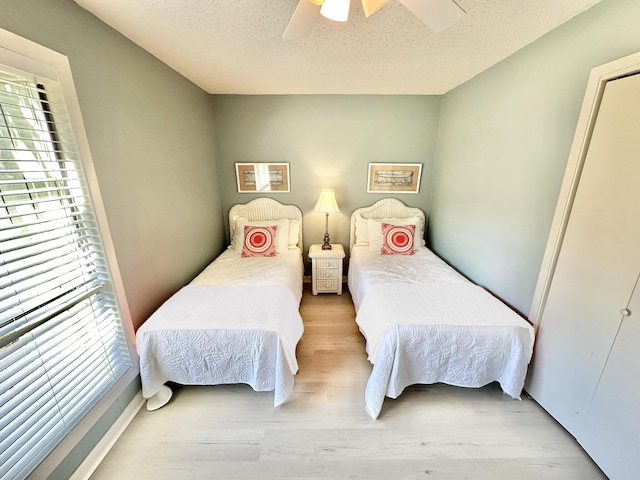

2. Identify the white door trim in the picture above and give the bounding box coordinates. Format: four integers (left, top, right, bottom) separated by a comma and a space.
528, 51, 640, 327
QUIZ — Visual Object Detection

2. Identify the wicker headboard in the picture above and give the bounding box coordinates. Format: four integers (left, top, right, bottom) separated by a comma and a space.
229, 198, 303, 248
350, 198, 425, 250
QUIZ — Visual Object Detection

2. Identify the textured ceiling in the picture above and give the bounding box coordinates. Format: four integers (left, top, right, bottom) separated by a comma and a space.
72, 0, 603, 94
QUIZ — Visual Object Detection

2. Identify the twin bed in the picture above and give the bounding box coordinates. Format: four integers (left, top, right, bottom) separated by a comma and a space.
136, 197, 534, 418
348, 198, 535, 418
136, 198, 304, 410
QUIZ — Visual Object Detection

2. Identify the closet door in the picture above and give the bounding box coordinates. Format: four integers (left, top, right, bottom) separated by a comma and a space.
526, 73, 640, 437
579, 276, 639, 480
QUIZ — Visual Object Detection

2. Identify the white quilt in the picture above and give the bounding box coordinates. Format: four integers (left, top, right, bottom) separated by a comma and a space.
190, 247, 303, 304
350, 247, 535, 419
136, 249, 304, 407
348, 246, 467, 311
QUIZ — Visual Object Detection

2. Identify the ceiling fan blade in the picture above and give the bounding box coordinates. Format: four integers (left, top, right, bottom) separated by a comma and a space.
399, 0, 465, 32
361, 0, 389, 18
283, 0, 321, 39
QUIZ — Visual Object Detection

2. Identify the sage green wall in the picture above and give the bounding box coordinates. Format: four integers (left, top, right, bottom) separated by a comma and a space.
430, 0, 640, 316
212, 95, 440, 257
0, 0, 225, 329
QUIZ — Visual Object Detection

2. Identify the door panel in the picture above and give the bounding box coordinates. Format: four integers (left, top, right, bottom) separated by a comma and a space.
579, 275, 640, 480
526, 73, 640, 436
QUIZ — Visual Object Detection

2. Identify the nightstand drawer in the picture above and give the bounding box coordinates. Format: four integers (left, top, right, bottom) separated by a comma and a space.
316, 268, 339, 280
316, 258, 340, 269
316, 279, 339, 291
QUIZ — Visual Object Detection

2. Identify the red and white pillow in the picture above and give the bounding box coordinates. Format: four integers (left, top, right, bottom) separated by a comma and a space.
241, 225, 278, 257
380, 223, 416, 255
367, 217, 422, 253
233, 218, 290, 254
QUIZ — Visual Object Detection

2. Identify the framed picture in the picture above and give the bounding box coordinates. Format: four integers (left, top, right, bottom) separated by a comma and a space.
235, 163, 290, 193
367, 163, 422, 194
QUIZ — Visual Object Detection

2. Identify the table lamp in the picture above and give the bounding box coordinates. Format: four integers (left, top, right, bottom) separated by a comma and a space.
313, 189, 340, 250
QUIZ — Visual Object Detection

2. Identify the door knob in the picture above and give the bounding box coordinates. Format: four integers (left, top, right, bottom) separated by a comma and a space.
620, 308, 631, 317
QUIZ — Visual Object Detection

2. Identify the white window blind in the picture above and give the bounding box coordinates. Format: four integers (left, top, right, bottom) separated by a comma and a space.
0, 63, 133, 479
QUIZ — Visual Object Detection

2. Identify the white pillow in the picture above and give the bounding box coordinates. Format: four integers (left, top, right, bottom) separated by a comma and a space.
368, 217, 423, 252
234, 217, 290, 255
288, 219, 300, 248
354, 214, 370, 246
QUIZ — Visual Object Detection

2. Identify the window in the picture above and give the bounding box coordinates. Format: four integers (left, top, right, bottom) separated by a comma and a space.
0, 44, 135, 478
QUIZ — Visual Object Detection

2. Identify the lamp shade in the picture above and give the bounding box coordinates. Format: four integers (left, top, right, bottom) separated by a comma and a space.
313, 189, 340, 213
320, 0, 350, 22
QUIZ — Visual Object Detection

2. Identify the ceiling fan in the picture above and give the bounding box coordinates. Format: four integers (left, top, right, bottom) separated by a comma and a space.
283, 0, 466, 39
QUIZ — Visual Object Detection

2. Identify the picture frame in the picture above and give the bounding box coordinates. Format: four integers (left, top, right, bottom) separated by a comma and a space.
367, 163, 422, 194
235, 162, 290, 193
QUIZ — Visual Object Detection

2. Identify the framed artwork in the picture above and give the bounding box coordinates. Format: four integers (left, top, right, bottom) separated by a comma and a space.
235, 163, 290, 193
367, 163, 422, 194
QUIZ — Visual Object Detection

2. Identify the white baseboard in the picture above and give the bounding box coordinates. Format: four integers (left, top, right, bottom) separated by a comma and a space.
70, 392, 145, 480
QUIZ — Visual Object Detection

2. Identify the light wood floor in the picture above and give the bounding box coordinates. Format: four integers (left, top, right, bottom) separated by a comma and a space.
91, 285, 605, 480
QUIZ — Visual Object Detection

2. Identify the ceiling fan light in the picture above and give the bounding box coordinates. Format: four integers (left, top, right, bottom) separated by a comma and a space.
321, 0, 350, 22
361, 0, 388, 17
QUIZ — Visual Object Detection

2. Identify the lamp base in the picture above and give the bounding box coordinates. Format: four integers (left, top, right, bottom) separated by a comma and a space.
322, 233, 332, 250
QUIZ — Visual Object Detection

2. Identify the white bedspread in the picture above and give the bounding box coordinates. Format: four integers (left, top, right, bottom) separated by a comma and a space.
349, 247, 535, 419
136, 249, 304, 407
348, 246, 467, 311
191, 247, 303, 304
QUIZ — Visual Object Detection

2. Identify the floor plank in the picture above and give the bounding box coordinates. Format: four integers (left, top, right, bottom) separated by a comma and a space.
91, 285, 605, 479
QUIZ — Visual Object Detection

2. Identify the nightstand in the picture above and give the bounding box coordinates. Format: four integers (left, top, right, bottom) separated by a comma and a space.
309, 244, 345, 295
